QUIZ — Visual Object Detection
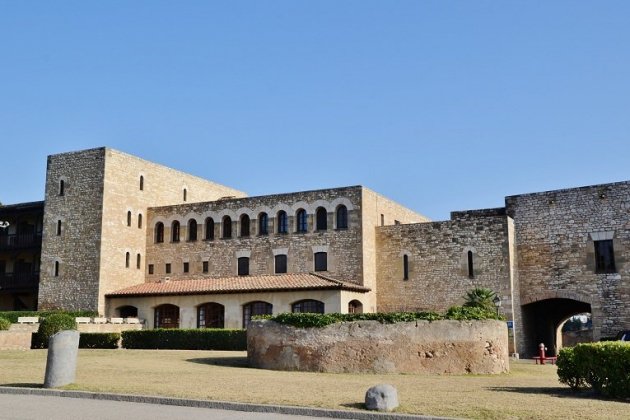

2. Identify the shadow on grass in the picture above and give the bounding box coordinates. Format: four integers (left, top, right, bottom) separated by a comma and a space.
488, 386, 596, 399
340, 402, 365, 410
185, 356, 249, 368
1, 383, 43, 388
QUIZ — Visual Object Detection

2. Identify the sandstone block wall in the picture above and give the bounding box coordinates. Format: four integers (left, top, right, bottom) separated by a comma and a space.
375, 209, 513, 315
506, 181, 630, 347
247, 319, 509, 374
0, 331, 32, 350
145, 187, 365, 285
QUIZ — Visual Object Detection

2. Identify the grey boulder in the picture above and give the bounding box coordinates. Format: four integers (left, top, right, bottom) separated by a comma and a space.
365, 384, 399, 411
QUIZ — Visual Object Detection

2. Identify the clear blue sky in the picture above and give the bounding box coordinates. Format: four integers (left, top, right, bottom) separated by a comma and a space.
1, 1, 629, 220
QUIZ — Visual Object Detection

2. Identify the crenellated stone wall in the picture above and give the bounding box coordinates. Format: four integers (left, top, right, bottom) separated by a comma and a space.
247, 319, 509, 374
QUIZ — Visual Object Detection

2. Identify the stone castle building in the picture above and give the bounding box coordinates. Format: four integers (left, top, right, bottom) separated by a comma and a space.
1, 147, 628, 356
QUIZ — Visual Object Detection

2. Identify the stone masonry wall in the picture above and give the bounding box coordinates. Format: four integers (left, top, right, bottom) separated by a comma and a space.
145, 187, 365, 286
248, 319, 509, 374
39, 148, 106, 311
39, 147, 246, 314
97, 149, 246, 314
376, 209, 513, 317
506, 181, 630, 346
361, 188, 430, 312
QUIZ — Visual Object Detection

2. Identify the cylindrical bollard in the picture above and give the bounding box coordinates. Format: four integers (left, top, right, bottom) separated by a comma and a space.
44, 330, 80, 388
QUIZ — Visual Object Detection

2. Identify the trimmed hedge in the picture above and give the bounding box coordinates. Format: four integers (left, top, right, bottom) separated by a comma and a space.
0, 310, 97, 324
121, 329, 246, 350
259, 307, 502, 329
0, 317, 11, 331
557, 342, 630, 398
33, 313, 77, 349
79, 333, 121, 349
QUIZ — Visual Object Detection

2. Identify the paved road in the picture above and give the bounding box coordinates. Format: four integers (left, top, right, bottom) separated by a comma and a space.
0, 394, 341, 420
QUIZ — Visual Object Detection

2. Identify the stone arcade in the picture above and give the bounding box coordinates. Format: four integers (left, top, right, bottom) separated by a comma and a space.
0, 147, 628, 357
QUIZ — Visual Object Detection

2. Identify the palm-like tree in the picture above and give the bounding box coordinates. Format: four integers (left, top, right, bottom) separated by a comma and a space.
463, 287, 497, 311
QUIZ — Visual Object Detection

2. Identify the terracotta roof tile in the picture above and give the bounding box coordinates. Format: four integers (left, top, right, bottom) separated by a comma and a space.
106, 273, 370, 297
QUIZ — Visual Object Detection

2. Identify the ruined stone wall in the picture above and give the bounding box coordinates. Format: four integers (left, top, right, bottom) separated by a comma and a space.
145, 187, 365, 288
247, 319, 509, 374
376, 209, 513, 316
361, 188, 429, 312
506, 181, 630, 342
39, 147, 246, 313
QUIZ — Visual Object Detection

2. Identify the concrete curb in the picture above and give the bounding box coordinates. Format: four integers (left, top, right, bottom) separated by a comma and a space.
0, 386, 455, 420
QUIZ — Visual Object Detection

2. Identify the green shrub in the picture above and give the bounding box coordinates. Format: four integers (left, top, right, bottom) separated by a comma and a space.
261, 309, 501, 329
34, 313, 78, 348
558, 342, 630, 398
0, 317, 11, 331
0, 310, 97, 324
121, 329, 246, 350
556, 347, 586, 390
79, 333, 120, 349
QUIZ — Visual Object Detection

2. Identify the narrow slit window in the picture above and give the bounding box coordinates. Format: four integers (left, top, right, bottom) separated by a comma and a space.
54, 261, 59, 277
127, 211, 132, 227
467, 251, 474, 278
59, 180, 65, 196
136, 253, 141, 269
139, 175, 144, 191
125, 252, 130, 268
403, 255, 409, 280
138, 213, 143, 229
56, 220, 62, 236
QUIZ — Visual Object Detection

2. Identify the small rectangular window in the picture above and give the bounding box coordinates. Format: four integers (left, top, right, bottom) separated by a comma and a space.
183, 262, 189, 273
314, 252, 327, 272
148, 264, 154, 275
202, 261, 209, 273
238, 257, 249, 276
165, 263, 171, 274
394, 220, 400, 225
380, 214, 384, 226
594, 240, 616, 273
275, 254, 287, 274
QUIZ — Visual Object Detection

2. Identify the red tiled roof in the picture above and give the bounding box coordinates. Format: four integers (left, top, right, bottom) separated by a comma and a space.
106, 273, 370, 297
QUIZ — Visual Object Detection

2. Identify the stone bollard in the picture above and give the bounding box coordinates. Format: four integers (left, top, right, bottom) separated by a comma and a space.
365, 384, 399, 412
43, 330, 80, 388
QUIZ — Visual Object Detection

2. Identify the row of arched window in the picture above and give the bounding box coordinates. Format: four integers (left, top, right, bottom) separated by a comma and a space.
146, 299, 364, 329
154, 206, 349, 243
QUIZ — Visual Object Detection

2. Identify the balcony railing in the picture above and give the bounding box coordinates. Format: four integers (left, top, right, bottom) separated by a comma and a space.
0, 272, 39, 291
0, 233, 42, 251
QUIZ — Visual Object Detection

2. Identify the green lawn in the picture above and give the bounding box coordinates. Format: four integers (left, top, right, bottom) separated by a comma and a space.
0, 350, 627, 419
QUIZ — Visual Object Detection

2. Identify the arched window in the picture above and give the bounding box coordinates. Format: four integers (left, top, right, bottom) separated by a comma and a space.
127, 211, 132, 227
336, 205, 348, 229
59, 180, 65, 196
240, 214, 250, 237
155, 222, 164, 243
171, 221, 180, 243
54, 261, 59, 277
238, 257, 249, 276
183, 188, 187, 202
348, 300, 363, 314
205, 217, 215, 240
403, 254, 409, 280
56, 220, 62, 236
118, 305, 138, 318
198, 302, 225, 328
292, 299, 324, 314
125, 252, 130, 268
138, 213, 143, 229
316, 207, 327, 231
314, 252, 327, 272
243, 301, 272, 329
467, 250, 474, 278
277, 211, 288, 234
296, 209, 307, 233
154, 304, 179, 329
258, 213, 268, 235
222, 216, 232, 238
188, 219, 198, 242
139, 175, 144, 191
136, 253, 141, 269
274, 254, 287, 274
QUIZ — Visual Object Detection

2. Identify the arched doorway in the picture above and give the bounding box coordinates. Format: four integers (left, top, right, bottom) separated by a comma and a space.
154, 304, 180, 329
521, 298, 591, 357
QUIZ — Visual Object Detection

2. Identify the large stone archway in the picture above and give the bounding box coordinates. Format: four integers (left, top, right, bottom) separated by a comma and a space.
520, 292, 592, 357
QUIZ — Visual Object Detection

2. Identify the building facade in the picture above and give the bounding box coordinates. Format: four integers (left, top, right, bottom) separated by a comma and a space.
1, 146, 628, 357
